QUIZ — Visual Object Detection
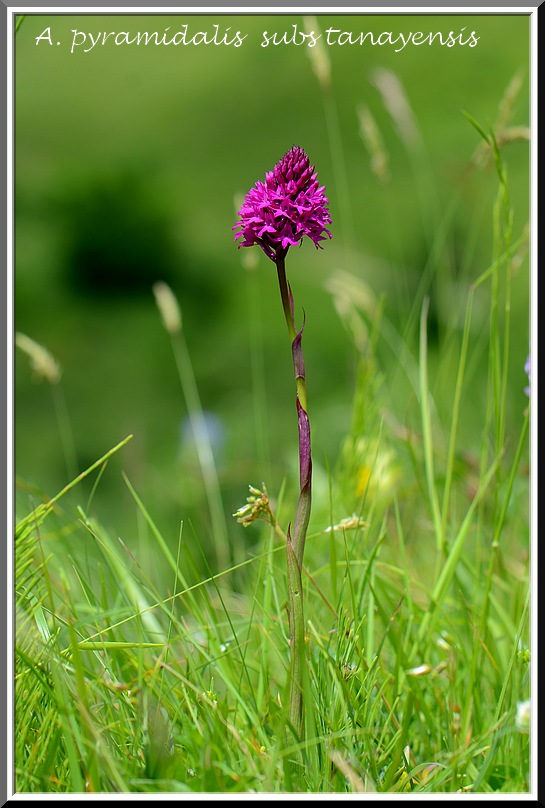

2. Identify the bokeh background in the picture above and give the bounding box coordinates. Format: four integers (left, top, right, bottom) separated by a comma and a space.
15, 12, 530, 570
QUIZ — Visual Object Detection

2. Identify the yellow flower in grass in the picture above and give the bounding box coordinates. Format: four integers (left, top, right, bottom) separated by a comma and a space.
353, 437, 400, 501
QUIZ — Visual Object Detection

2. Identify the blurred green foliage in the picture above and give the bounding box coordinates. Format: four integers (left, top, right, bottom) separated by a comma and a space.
15, 13, 530, 563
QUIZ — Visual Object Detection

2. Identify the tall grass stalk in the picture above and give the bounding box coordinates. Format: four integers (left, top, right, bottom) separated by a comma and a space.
153, 282, 230, 571
245, 261, 272, 478
418, 296, 444, 554
304, 15, 355, 254
15, 332, 78, 480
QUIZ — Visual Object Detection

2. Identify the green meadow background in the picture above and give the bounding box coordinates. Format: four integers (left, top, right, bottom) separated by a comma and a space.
15, 13, 530, 559
14, 12, 532, 795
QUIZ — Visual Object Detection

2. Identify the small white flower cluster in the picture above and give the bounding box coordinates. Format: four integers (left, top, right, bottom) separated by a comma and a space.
233, 483, 272, 528
324, 514, 367, 533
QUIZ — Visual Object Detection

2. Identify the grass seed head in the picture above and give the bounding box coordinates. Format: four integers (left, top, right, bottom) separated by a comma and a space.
16, 332, 62, 384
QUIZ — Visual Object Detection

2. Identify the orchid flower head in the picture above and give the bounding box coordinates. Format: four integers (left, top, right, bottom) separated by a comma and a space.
233, 146, 332, 262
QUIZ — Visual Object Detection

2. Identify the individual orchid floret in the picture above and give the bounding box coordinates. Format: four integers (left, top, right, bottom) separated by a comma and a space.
233, 146, 332, 262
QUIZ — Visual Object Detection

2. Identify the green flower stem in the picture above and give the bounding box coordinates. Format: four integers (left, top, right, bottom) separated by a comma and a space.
276, 253, 312, 744
276, 254, 297, 343
286, 537, 305, 741
270, 519, 337, 620
276, 255, 312, 564
276, 257, 308, 415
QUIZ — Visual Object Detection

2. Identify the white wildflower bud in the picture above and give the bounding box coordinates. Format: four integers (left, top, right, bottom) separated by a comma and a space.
515, 699, 530, 733
406, 663, 432, 677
